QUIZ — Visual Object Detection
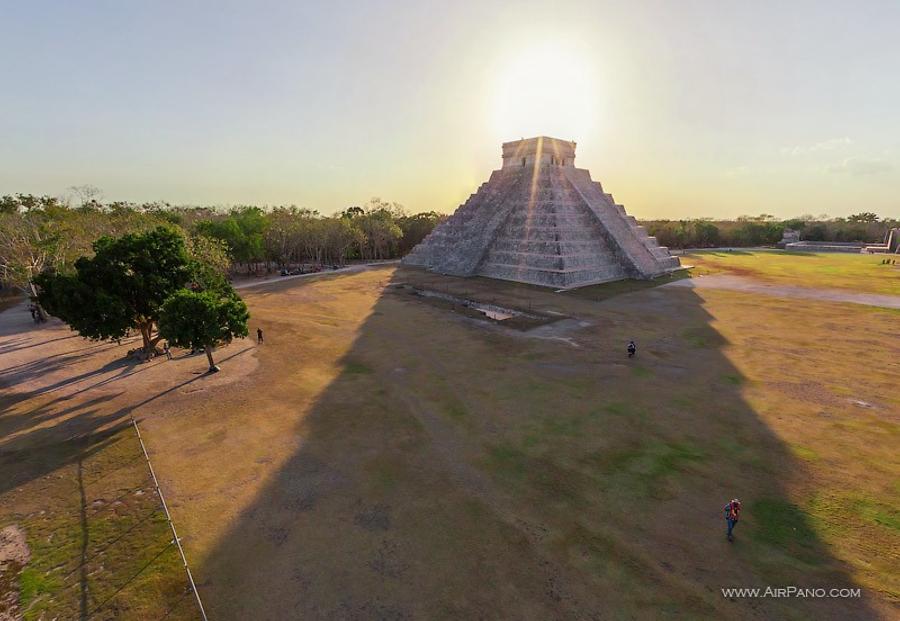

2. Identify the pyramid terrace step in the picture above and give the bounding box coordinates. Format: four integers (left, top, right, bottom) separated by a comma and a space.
492, 229, 606, 242
490, 238, 613, 251
483, 251, 619, 270
477, 263, 628, 288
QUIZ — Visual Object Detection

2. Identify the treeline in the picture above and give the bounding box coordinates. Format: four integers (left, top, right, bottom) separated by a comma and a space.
184, 200, 444, 272
643, 213, 899, 249
0, 194, 446, 294
2, 191, 897, 296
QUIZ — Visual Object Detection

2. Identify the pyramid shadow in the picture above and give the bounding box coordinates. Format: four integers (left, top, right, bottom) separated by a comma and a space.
193, 267, 884, 619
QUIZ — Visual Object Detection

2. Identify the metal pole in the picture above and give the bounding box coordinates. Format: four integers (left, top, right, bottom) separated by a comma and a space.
131, 417, 209, 621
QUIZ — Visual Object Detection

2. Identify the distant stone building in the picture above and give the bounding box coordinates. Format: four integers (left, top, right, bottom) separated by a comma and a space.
777, 229, 801, 248
403, 136, 681, 289
865, 228, 900, 254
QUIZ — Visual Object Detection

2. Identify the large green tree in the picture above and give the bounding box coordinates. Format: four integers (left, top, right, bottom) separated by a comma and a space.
35, 226, 193, 355
158, 288, 249, 372
194, 207, 267, 270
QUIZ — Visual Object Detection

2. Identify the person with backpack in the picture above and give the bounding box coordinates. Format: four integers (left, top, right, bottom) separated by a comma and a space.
724, 498, 742, 542
627, 340, 637, 358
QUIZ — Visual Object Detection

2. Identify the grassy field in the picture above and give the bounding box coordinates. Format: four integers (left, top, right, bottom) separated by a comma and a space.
0, 417, 195, 621
0, 302, 240, 620
684, 249, 900, 295
2, 252, 898, 619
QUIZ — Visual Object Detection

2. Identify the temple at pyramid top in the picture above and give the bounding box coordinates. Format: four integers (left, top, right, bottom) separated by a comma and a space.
403, 137, 681, 289
502, 136, 577, 169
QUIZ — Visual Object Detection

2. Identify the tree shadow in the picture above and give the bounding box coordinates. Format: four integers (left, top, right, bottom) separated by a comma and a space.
0, 334, 251, 498
192, 267, 885, 619
0, 333, 81, 355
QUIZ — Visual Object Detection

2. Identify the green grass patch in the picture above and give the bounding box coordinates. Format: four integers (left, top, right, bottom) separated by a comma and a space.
586, 440, 706, 499
4, 430, 193, 621
483, 442, 585, 503
343, 359, 372, 374
485, 443, 529, 481
18, 566, 60, 607
540, 415, 585, 437
444, 401, 468, 420
603, 402, 631, 416
631, 365, 652, 378
788, 444, 819, 462
365, 456, 405, 492
717, 437, 776, 474
852, 497, 900, 531
749, 498, 818, 550
593, 401, 649, 425
808, 491, 900, 538
681, 326, 717, 348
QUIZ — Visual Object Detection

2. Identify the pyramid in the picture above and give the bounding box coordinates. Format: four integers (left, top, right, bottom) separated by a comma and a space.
402, 136, 681, 289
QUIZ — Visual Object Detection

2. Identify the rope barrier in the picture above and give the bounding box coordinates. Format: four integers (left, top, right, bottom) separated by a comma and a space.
131, 416, 209, 621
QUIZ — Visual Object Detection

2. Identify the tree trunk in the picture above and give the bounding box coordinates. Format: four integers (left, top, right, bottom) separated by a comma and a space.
139, 323, 152, 353
147, 322, 162, 350
205, 346, 220, 373
28, 281, 47, 322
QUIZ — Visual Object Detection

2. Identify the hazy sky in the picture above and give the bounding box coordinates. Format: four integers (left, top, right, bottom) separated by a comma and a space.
2, 1, 899, 218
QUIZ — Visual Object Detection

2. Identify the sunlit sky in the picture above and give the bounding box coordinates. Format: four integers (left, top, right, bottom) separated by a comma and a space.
2, 1, 899, 218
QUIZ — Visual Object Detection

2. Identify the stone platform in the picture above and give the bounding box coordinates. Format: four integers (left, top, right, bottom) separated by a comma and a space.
403, 137, 680, 289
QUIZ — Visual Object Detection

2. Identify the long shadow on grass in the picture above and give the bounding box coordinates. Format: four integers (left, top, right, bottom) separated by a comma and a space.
197, 268, 882, 619
0, 347, 252, 498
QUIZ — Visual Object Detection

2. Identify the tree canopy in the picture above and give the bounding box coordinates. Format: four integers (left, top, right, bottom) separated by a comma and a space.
35, 226, 194, 354
159, 288, 249, 372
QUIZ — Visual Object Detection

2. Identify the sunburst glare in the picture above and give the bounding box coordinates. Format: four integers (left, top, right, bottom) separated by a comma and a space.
490, 42, 599, 141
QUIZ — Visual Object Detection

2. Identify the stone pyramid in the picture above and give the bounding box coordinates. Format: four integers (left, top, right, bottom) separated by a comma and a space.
403, 136, 681, 289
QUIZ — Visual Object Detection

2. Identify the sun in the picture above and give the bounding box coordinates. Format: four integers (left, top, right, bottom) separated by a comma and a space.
490, 42, 599, 141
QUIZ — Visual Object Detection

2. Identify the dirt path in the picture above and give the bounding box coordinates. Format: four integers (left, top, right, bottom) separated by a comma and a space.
233, 261, 399, 290
665, 274, 900, 309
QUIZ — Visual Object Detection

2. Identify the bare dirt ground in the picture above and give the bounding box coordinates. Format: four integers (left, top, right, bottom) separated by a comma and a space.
0, 525, 29, 620
2, 263, 898, 619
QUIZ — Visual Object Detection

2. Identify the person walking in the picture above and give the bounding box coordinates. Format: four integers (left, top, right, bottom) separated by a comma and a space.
257, 327, 264, 344
723, 498, 742, 542
163, 341, 173, 360
627, 340, 637, 358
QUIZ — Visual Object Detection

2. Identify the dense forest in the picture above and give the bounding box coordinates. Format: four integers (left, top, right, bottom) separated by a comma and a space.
1, 190, 897, 297
0, 194, 445, 297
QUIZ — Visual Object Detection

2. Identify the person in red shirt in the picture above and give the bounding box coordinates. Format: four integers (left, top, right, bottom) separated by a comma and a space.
724, 498, 742, 542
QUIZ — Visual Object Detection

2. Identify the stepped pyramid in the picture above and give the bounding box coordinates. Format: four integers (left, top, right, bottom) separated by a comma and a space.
403, 136, 681, 289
